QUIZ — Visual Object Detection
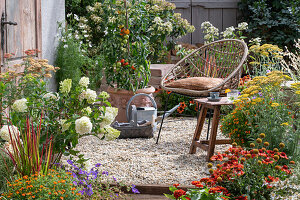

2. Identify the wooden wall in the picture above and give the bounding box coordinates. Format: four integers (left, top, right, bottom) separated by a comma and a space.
169, 0, 240, 45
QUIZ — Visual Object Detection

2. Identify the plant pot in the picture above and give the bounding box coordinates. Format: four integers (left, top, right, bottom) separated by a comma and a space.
107, 86, 155, 122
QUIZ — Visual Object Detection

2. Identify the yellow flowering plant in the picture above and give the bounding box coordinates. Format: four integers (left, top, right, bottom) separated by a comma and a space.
248, 43, 283, 76
221, 71, 299, 160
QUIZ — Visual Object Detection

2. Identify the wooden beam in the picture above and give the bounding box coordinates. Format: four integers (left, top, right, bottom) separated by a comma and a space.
35, 0, 42, 57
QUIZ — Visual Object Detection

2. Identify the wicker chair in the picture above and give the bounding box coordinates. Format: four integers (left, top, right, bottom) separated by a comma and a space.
156, 39, 248, 143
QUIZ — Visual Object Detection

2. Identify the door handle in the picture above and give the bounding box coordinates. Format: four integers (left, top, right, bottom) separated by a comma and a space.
1, 13, 17, 51
1, 13, 17, 27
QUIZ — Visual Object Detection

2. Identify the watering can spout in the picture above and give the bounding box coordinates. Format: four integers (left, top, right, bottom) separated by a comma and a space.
156, 103, 180, 123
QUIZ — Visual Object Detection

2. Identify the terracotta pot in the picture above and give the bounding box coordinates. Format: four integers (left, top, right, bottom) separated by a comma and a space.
107, 86, 155, 122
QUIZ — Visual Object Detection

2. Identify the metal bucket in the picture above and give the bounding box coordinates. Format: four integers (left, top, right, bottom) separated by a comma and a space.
126, 93, 157, 130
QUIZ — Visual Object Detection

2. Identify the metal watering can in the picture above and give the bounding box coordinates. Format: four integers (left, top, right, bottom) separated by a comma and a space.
126, 93, 157, 130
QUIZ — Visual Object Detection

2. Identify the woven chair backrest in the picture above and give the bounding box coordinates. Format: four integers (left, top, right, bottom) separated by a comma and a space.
164, 39, 247, 82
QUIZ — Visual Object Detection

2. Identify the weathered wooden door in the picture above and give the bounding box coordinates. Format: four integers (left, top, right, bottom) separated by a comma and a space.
0, 0, 41, 72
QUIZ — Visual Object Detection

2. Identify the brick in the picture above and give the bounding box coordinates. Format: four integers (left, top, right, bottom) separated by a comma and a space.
150, 64, 174, 77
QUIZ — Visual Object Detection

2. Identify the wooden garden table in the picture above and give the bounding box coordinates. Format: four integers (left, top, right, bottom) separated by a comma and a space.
189, 97, 233, 161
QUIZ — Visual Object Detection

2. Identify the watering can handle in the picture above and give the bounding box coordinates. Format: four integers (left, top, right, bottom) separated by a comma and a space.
126, 93, 157, 122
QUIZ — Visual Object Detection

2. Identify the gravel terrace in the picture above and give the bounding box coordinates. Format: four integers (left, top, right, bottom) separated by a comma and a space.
73, 117, 230, 186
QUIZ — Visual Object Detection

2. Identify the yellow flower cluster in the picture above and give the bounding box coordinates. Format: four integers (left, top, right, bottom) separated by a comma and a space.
246, 71, 291, 90
249, 43, 283, 59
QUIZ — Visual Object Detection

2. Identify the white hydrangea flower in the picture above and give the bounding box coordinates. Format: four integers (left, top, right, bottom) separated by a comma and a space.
105, 127, 120, 140
100, 107, 118, 127
79, 89, 97, 104
222, 26, 235, 38
99, 91, 110, 99
82, 106, 92, 115
43, 92, 59, 100
0, 125, 19, 142
3, 142, 13, 152
12, 98, 28, 112
237, 22, 248, 30
59, 119, 72, 132
75, 116, 92, 135
249, 37, 262, 45
59, 79, 72, 94
79, 77, 90, 87
100, 127, 120, 140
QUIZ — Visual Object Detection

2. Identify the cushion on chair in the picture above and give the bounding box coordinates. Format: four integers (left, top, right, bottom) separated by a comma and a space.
165, 77, 225, 90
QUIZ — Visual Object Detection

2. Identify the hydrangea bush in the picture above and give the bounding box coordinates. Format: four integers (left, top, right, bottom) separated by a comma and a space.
0, 51, 120, 166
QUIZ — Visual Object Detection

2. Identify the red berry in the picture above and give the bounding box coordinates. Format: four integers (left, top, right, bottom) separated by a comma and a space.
120, 59, 125, 63
124, 62, 129, 66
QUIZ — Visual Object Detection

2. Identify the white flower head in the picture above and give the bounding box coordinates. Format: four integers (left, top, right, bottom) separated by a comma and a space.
59, 119, 71, 132
3, 142, 13, 153
222, 26, 235, 38
82, 106, 92, 115
75, 116, 93, 135
0, 125, 19, 142
237, 22, 248, 30
59, 79, 72, 94
249, 37, 262, 45
99, 91, 110, 99
79, 89, 97, 104
100, 107, 118, 127
12, 98, 28, 112
43, 92, 59, 100
103, 127, 120, 140
79, 77, 90, 87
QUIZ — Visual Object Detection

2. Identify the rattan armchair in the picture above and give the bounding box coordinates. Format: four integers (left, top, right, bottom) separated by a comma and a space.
156, 39, 248, 143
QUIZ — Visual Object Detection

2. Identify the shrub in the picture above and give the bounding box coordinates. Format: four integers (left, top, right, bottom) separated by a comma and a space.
238, 0, 300, 51
167, 140, 295, 200
221, 71, 299, 160
0, 169, 82, 200
63, 160, 138, 199
0, 152, 14, 193
55, 25, 84, 90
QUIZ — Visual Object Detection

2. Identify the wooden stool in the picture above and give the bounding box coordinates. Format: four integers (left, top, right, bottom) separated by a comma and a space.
189, 97, 233, 161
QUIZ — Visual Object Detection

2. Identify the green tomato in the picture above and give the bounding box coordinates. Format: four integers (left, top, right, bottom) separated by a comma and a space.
124, 35, 129, 40
117, 62, 121, 67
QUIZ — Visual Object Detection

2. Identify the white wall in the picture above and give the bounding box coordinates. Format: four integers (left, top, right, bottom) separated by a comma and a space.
42, 0, 65, 91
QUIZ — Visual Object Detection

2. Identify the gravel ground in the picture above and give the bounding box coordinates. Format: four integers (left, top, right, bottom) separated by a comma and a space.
72, 117, 230, 186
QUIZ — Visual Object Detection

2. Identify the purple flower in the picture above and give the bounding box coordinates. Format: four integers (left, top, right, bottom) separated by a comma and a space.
78, 168, 85, 175
90, 170, 98, 179
73, 181, 77, 186
266, 70, 271, 73
85, 184, 93, 196
78, 190, 84, 195
112, 176, 117, 181
258, 92, 263, 96
95, 163, 101, 167
131, 184, 140, 194
71, 172, 78, 179
102, 171, 109, 176
67, 159, 73, 165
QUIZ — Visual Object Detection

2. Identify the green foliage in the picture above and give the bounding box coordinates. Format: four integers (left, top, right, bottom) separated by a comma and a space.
0, 169, 82, 200
0, 152, 14, 193
238, 0, 300, 51
65, 0, 98, 19
55, 32, 83, 90
156, 90, 198, 116
221, 71, 299, 160
165, 185, 228, 200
